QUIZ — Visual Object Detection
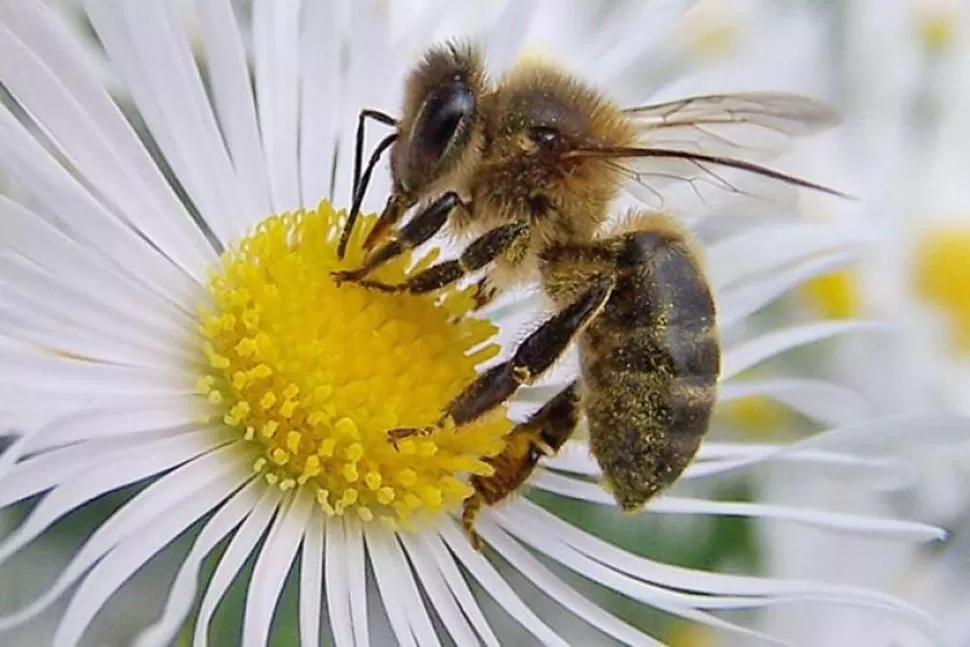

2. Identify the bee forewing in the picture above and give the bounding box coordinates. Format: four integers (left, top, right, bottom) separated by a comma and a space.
606, 154, 802, 225
623, 92, 840, 160
599, 93, 842, 223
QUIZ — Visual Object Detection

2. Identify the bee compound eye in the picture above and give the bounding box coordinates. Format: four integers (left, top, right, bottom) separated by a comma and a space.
415, 81, 475, 164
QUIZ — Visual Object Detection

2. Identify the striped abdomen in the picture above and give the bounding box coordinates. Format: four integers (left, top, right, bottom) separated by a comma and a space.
579, 228, 719, 511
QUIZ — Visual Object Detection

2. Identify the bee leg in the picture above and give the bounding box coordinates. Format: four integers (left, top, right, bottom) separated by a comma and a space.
333, 191, 464, 284
461, 494, 485, 551
384, 425, 435, 449
352, 221, 530, 296
351, 109, 397, 201
462, 381, 583, 550
471, 277, 498, 311
526, 380, 583, 455
337, 109, 398, 259
445, 277, 614, 426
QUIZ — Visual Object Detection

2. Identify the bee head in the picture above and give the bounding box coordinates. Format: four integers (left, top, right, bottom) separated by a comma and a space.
391, 42, 487, 199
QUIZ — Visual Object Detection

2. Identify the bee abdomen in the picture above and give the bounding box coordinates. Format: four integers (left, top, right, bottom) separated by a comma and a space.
581, 228, 720, 511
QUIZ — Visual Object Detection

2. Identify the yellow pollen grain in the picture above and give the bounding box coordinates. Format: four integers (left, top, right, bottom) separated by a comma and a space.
377, 487, 396, 505
365, 471, 382, 490
913, 227, 970, 354
197, 203, 512, 528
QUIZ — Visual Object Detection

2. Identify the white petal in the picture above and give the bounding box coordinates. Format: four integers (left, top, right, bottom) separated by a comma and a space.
722, 321, 885, 380
488, 508, 787, 645
380, 530, 443, 647
0, 442, 244, 632
544, 438, 893, 482
596, 0, 696, 98
0, 348, 193, 397
195, 0, 272, 223
718, 378, 874, 427
23, 395, 201, 453
344, 519, 370, 647
298, 514, 325, 647
193, 487, 284, 647
717, 252, 857, 328
106, 0, 256, 243
499, 502, 940, 641
693, 415, 970, 481
388, 0, 452, 68
0, 429, 40, 491
324, 519, 354, 647
416, 531, 501, 647
438, 520, 568, 647
481, 0, 537, 77
530, 471, 945, 541
708, 222, 874, 292
133, 479, 263, 647
242, 487, 314, 647
399, 533, 482, 647
478, 517, 665, 647
0, 430, 226, 565
364, 528, 423, 647
0, 258, 187, 370
52, 464, 251, 646
298, 0, 342, 208
0, 387, 192, 434
81, 1, 227, 241
329, 0, 392, 212
0, 5, 214, 278
687, 451, 894, 483
0, 101, 200, 305
252, 0, 302, 212
0, 428, 197, 508
0, 195, 192, 334
511, 498, 895, 597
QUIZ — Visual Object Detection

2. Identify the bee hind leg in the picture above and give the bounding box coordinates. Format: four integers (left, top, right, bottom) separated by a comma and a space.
462, 381, 584, 550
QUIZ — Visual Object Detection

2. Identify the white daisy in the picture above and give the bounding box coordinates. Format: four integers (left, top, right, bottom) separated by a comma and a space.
712, 1, 970, 644
0, 1, 958, 646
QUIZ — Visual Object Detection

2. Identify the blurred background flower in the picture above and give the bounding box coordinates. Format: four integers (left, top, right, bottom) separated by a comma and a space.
2, 0, 970, 646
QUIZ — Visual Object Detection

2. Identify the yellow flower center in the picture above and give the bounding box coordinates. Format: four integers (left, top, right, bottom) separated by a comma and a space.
718, 394, 792, 439
914, 2, 957, 53
800, 269, 862, 320
196, 202, 510, 529
913, 227, 970, 355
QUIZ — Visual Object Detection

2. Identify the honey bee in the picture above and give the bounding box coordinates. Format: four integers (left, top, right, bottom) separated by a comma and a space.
333, 42, 842, 546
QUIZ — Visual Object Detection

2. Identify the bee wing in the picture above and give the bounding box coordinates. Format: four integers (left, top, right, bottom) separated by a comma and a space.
623, 92, 840, 158
599, 93, 845, 221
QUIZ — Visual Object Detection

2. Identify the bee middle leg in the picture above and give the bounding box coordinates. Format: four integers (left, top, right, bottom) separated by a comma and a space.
446, 275, 612, 427
386, 276, 611, 453
352, 220, 530, 296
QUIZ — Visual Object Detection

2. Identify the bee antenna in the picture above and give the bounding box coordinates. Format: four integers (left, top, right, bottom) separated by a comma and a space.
338, 131, 398, 260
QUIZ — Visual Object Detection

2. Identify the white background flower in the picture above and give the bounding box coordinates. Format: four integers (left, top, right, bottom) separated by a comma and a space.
0, 1, 965, 646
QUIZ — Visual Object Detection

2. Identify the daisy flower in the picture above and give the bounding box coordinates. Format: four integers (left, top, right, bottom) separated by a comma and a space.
0, 1, 958, 645
712, 1, 970, 644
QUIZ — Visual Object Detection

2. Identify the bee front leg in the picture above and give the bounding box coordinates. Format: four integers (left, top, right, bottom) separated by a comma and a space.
352, 220, 530, 296
445, 276, 614, 427
332, 191, 464, 284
